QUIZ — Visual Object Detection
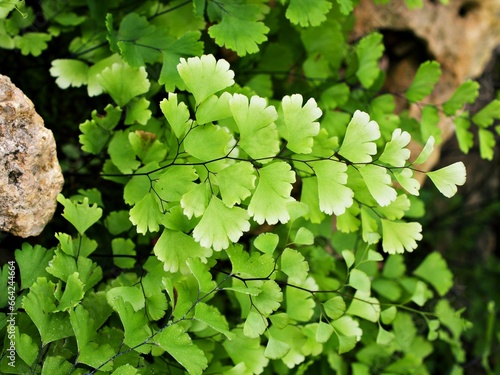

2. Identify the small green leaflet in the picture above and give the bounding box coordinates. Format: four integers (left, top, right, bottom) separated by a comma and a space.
413, 136, 435, 165
443, 80, 479, 116
50, 59, 89, 89
346, 290, 380, 322
180, 182, 211, 219
155, 324, 208, 375
338, 110, 381, 163
378, 128, 411, 167
57, 194, 102, 235
285, 0, 332, 27
244, 310, 268, 338
53, 272, 85, 312
358, 164, 397, 207
230, 93, 280, 160
96, 61, 150, 107
381, 219, 423, 254
160, 93, 193, 139
15, 243, 54, 290
196, 92, 233, 124
356, 32, 384, 88
254, 232, 280, 254
454, 115, 474, 154
314, 160, 353, 215
280, 248, 309, 284
177, 54, 235, 105
479, 128, 495, 160
248, 162, 296, 225
414, 252, 453, 296
194, 302, 235, 339
193, 196, 250, 250
184, 124, 234, 161
154, 229, 212, 274
108, 130, 141, 174
426, 162, 466, 198
129, 193, 162, 234
227, 245, 275, 278
15, 32, 51, 56
405, 61, 441, 102
125, 98, 152, 125
215, 162, 256, 207
277, 94, 322, 154
128, 130, 166, 164
331, 315, 362, 354
472, 99, 500, 128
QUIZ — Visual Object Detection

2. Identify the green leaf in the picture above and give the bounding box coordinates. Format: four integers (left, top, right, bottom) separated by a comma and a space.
378, 129, 411, 167
323, 296, 346, 320
230, 93, 280, 160
358, 164, 397, 207
383, 254, 406, 279
254, 233, 280, 254
227, 245, 275, 278
443, 80, 479, 116
177, 54, 235, 105
111, 238, 136, 269
125, 98, 152, 125
455, 116, 474, 154
69, 305, 114, 371
338, 110, 381, 163
16, 331, 38, 367
393, 169, 420, 196
108, 130, 141, 173
15, 243, 53, 290
244, 310, 268, 338
286, 278, 316, 321
479, 128, 495, 160
360, 206, 381, 244
196, 92, 233, 124
405, 61, 441, 102
15, 32, 51, 56
156, 324, 208, 375
129, 193, 162, 234
154, 229, 212, 274
413, 135, 435, 165
349, 269, 371, 293
248, 162, 296, 225
280, 248, 309, 284
293, 227, 314, 246
96, 61, 150, 107
79, 105, 122, 154
128, 130, 166, 164
331, 315, 362, 354
346, 290, 380, 322
53, 272, 85, 312
193, 196, 250, 250
421, 105, 441, 144
155, 166, 198, 202
342, 249, 355, 269
265, 334, 291, 359
313, 160, 353, 215
426, 162, 466, 198
356, 33, 384, 88
276, 94, 322, 154
215, 162, 256, 207
50, 59, 88, 89
336, 0, 354, 14
41, 356, 74, 375
377, 325, 395, 345
285, 0, 332, 27
223, 330, 268, 374
194, 302, 235, 339
472, 99, 500, 128
376, 194, 411, 220
184, 124, 233, 161
180, 182, 211, 219
22, 278, 74, 345
209, 17, 269, 56
57, 194, 103, 235
160, 93, 193, 139
414, 252, 453, 296
316, 321, 335, 343
381, 219, 423, 254
435, 299, 470, 339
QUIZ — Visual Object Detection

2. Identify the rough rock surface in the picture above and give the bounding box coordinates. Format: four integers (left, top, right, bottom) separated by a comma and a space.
353, 0, 500, 176
0, 74, 64, 237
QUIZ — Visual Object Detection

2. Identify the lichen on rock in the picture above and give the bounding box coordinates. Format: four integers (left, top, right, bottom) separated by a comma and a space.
0, 74, 64, 237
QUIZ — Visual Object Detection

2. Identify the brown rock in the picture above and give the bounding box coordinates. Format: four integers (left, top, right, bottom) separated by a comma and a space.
353, 0, 500, 177
0, 74, 64, 237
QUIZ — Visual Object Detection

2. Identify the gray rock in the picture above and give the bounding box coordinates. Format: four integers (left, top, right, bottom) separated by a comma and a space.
0, 74, 64, 237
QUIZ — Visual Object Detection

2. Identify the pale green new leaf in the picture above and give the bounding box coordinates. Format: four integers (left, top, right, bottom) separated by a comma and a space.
378, 128, 411, 167
223, 330, 269, 374
227, 245, 275, 278
244, 310, 268, 338
125, 98, 152, 125
193, 196, 250, 250
426, 162, 466, 198
112, 238, 136, 269
414, 252, 453, 296
96, 62, 150, 107
195, 302, 235, 339
349, 269, 371, 293
108, 130, 140, 173
286, 0, 332, 27
265, 334, 291, 359
356, 33, 384, 88
129, 193, 162, 234
375, 194, 411, 220
177, 54, 235, 105
286, 278, 317, 321
156, 324, 208, 375
316, 321, 335, 343
381, 219, 423, 254
254, 233, 279, 254
313, 160, 353, 215
196, 92, 233, 124
293, 227, 314, 246
209, 17, 269, 56
346, 290, 380, 322
154, 229, 212, 274
360, 206, 381, 244
276, 94, 322, 154
50, 59, 89, 89
413, 136, 435, 165
405, 61, 441, 102
53, 272, 85, 312
180, 181, 211, 218
215, 162, 256, 207
155, 166, 198, 202
57, 195, 103, 235
160, 93, 193, 139
358, 164, 397, 207
230, 93, 280, 160
280, 248, 309, 284
323, 296, 346, 320
185, 124, 233, 161
394, 168, 420, 196
128, 130, 166, 164
248, 162, 296, 224
331, 315, 362, 354
338, 110, 381, 163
